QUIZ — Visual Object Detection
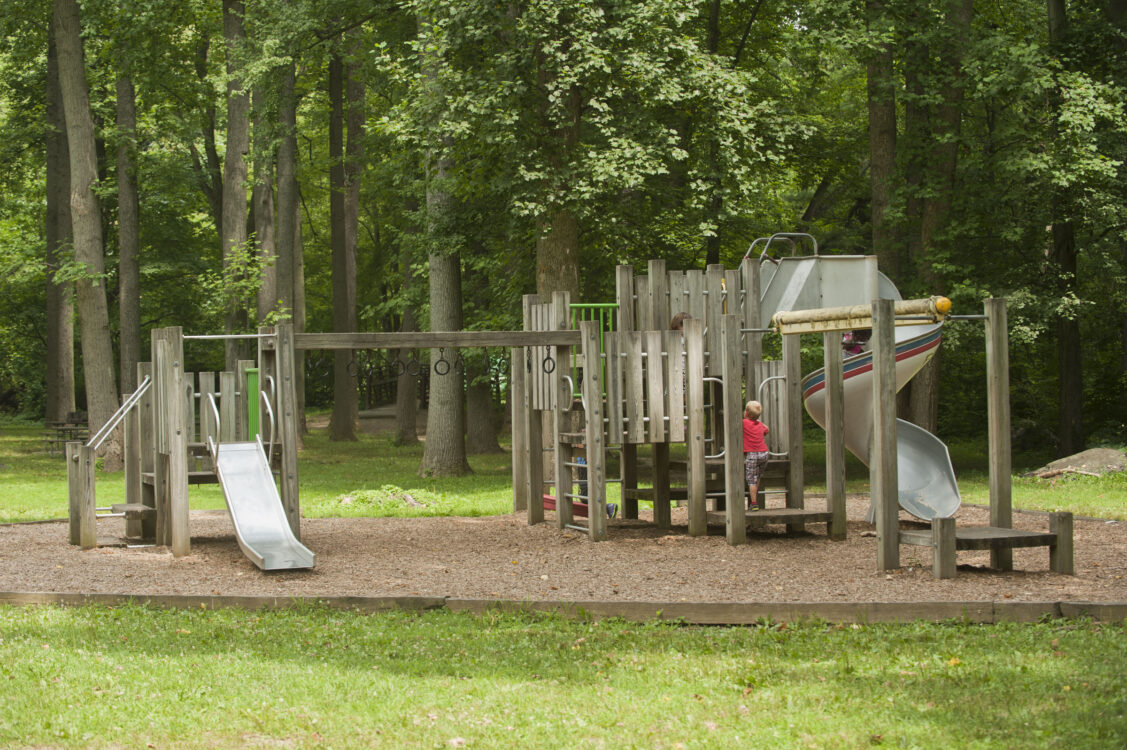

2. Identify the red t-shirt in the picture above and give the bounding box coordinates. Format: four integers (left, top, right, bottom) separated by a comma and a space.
743, 418, 769, 453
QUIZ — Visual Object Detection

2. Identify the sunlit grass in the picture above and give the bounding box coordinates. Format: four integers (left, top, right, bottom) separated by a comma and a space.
2, 416, 1123, 523
0, 603, 1124, 749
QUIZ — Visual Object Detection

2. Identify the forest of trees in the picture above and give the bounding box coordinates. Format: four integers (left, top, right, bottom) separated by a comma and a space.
0, 0, 1124, 475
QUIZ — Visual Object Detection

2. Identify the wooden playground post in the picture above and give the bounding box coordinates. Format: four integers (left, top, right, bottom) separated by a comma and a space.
580, 320, 607, 540
137, 361, 156, 539
66, 441, 96, 549
721, 314, 746, 545
521, 295, 545, 526
236, 359, 253, 441
615, 266, 639, 520
510, 347, 528, 513
741, 258, 762, 401
871, 299, 899, 570
275, 322, 301, 537
985, 298, 1013, 570
823, 331, 847, 540
550, 292, 573, 530
152, 326, 189, 557
685, 317, 707, 536
782, 332, 805, 533
219, 371, 237, 443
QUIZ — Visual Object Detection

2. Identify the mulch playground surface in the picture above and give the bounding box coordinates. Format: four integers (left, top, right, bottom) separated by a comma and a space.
1, 493, 1124, 624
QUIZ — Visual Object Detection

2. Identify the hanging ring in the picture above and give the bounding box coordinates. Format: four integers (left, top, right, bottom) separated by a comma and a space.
542, 355, 555, 374
434, 348, 451, 376
406, 359, 421, 377
394, 359, 406, 377
346, 359, 359, 378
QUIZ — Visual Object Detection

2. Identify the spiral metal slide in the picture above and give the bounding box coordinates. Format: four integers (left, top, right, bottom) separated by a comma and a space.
762, 258, 960, 520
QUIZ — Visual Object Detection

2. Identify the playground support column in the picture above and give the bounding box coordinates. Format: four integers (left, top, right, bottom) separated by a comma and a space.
823, 331, 847, 541
580, 320, 607, 540
872, 299, 899, 571
236, 360, 253, 441
721, 314, 746, 545
741, 258, 762, 400
123, 368, 142, 538
153, 326, 189, 557
985, 298, 1013, 570
66, 441, 96, 548
276, 322, 302, 537
615, 267, 639, 521
551, 292, 574, 530
510, 348, 528, 513
522, 296, 545, 526
782, 332, 805, 533
137, 361, 156, 540
685, 318, 707, 536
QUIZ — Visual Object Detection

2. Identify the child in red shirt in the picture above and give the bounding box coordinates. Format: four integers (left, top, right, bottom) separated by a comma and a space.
743, 400, 770, 510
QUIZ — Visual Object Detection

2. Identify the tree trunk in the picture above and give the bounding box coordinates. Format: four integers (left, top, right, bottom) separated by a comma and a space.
222, 0, 250, 369
294, 194, 308, 439
45, 19, 76, 425
421, 250, 470, 475
53, 0, 119, 433
328, 49, 358, 441
252, 85, 277, 324
866, 0, 899, 281
394, 198, 420, 446
275, 61, 305, 441
116, 74, 141, 396
908, 0, 972, 434
536, 208, 580, 300
465, 353, 502, 454
1048, 0, 1084, 455
191, 34, 223, 231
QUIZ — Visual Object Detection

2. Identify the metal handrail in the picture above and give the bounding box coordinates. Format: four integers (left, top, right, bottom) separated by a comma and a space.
87, 376, 152, 451
205, 392, 221, 460
741, 232, 819, 264
259, 389, 277, 466
757, 374, 789, 458
703, 376, 726, 460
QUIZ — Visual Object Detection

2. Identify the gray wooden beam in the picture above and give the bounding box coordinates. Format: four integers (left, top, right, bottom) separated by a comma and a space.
985, 298, 1013, 570
871, 299, 899, 571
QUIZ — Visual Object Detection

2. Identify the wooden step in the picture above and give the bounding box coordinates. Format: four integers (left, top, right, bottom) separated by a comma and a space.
110, 503, 154, 519
141, 471, 220, 486
707, 508, 833, 527
899, 526, 1058, 551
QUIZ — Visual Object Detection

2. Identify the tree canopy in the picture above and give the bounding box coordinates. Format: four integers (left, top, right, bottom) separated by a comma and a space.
0, 0, 1124, 461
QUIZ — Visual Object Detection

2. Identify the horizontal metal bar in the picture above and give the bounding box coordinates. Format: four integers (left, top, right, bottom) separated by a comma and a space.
183, 333, 275, 341
947, 314, 989, 320
295, 330, 581, 350
565, 523, 589, 532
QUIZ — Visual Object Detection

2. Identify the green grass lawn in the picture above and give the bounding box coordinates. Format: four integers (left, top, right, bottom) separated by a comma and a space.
2, 416, 1124, 523
1, 603, 1124, 749
2, 417, 1125, 747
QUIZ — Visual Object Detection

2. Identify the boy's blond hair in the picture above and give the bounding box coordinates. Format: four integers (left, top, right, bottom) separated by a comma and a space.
744, 400, 763, 419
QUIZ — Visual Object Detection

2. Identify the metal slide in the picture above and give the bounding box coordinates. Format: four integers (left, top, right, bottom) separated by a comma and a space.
761, 257, 960, 520
212, 438, 315, 570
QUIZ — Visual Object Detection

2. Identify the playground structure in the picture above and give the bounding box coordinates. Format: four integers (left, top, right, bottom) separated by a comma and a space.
512, 241, 1074, 578
66, 236, 1073, 579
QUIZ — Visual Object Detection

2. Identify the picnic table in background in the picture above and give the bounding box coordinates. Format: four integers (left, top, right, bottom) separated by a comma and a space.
43, 411, 89, 456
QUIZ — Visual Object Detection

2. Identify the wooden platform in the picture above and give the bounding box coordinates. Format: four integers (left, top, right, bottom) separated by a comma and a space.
899, 525, 1057, 551
707, 508, 833, 528
142, 471, 220, 486
897, 513, 1074, 579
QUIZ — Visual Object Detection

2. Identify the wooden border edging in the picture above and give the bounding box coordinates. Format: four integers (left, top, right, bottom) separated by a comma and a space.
0, 592, 1124, 624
